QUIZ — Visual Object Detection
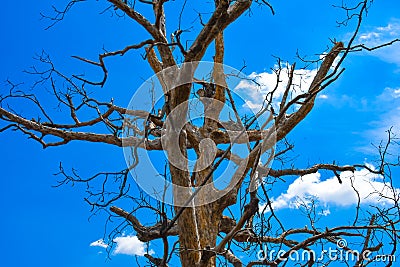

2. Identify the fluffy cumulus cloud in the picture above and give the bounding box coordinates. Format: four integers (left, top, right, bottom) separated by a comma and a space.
234, 53, 342, 112
90, 239, 108, 249
89, 235, 153, 257
262, 166, 399, 213
358, 20, 400, 65
114, 235, 154, 256
235, 65, 318, 111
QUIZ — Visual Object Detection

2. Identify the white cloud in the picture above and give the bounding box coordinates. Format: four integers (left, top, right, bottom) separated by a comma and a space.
234, 53, 343, 112
318, 94, 329, 99
358, 21, 400, 65
90, 239, 108, 249
319, 209, 331, 216
235, 65, 317, 111
262, 166, 399, 212
377, 87, 400, 100
359, 22, 400, 41
113, 235, 154, 256
89, 235, 154, 257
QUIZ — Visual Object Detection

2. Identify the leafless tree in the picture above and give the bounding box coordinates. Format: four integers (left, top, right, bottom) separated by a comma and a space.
1, 0, 399, 266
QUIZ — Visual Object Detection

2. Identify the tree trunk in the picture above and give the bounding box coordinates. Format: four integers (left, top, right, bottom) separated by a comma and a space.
170, 164, 201, 265
195, 168, 222, 267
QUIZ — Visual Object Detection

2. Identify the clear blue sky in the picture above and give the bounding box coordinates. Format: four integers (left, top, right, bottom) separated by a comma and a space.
0, 1, 399, 266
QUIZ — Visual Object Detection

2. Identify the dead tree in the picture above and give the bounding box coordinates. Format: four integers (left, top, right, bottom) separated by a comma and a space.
1, 1, 399, 266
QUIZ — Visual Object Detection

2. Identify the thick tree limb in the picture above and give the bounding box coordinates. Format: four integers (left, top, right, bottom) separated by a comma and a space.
185, 0, 252, 62
0, 106, 164, 149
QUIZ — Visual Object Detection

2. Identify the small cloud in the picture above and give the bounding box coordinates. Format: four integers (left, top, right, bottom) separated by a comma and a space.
90, 239, 108, 249
319, 209, 331, 216
318, 94, 329, 99
114, 235, 154, 257
359, 32, 380, 41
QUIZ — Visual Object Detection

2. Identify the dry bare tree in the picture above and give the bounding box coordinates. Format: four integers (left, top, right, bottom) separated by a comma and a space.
1, 0, 400, 266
